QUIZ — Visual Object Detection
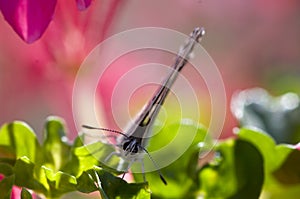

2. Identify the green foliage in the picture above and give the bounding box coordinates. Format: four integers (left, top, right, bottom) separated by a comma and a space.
198, 128, 300, 199
0, 117, 149, 198
0, 114, 299, 198
199, 134, 264, 199
21, 188, 33, 199
133, 120, 208, 198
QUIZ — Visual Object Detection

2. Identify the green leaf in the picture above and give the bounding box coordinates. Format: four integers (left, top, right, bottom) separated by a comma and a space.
74, 139, 122, 175
13, 156, 47, 193
75, 170, 98, 193
0, 117, 152, 198
199, 138, 264, 199
199, 140, 237, 198
133, 120, 208, 198
41, 117, 72, 172
0, 145, 16, 165
0, 122, 40, 163
229, 140, 264, 199
236, 128, 293, 184
0, 163, 13, 176
42, 166, 77, 197
21, 188, 33, 199
273, 149, 300, 185
90, 167, 150, 199
76, 167, 150, 198
57, 136, 85, 177
73, 135, 85, 148
237, 128, 278, 171
0, 175, 14, 199
235, 128, 300, 198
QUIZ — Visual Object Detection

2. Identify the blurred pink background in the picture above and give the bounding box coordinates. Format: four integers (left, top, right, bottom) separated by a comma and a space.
1, 0, 300, 140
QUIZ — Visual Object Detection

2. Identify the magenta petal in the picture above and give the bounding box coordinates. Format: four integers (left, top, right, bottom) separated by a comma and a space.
295, 143, 300, 150
76, 0, 92, 11
0, 0, 57, 43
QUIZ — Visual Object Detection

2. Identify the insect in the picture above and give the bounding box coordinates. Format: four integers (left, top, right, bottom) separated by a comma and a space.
83, 27, 205, 185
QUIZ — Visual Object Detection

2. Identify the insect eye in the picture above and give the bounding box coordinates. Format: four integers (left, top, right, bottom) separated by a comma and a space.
132, 145, 139, 153
123, 141, 130, 151
122, 139, 139, 153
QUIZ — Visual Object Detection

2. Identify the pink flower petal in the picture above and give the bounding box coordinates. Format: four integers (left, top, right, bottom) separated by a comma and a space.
10, 186, 22, 199
76, 0, 92, 11
0, 0, 57, 43
295, 142, 300, 150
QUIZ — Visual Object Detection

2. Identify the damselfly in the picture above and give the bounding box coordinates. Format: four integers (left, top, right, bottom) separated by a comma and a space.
83, 27, 205, 185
